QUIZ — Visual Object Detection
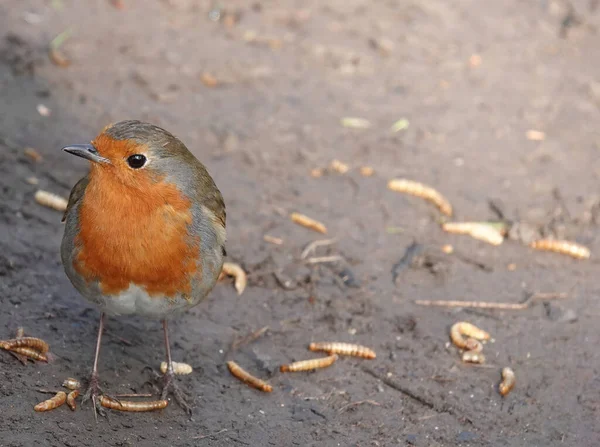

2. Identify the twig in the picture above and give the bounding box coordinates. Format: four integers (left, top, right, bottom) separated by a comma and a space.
113, 393, 153, 398
415, 299, 529, 310
301, 238, 337, 259
338, 400, 380, 413
414, 292, 569, 310
304, 255, 343, 264
193, 429, 228, 440
105, 331, 133, 346
229, 326, 269, 352
391, 241, 422, 284
361, 367, 435, 410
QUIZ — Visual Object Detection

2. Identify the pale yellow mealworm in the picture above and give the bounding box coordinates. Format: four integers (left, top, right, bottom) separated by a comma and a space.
359, 166, 374, 177
280, 354, 338, 372
62, 378, 81, 390
160, 361, 193, 375
387, 179, 453, 216
290, 212, 328, 234
308, 342, 376, 359
227, 360, 272, 392
330, 159, 349, 174
499, 367, 516, 396
442, 222, 504, 246
66, 390, 79, 411
34, 190, 68, 212
461, 350, 486, 364
34, 391, 67, 412
529, 239, 590, 259
450, 322, 490, 350
220, 262, 247, 295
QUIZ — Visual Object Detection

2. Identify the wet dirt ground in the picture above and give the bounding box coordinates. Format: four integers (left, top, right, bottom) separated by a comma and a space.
1, 1, 600, 446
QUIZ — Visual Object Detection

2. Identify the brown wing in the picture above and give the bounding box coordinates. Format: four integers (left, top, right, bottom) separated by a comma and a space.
62, 176, 89, 222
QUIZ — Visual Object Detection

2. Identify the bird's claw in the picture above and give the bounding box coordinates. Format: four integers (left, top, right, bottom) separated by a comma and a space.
82, 372, 106, 420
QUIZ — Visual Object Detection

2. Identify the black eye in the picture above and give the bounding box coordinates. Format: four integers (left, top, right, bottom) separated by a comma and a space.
126, 154, 147, 169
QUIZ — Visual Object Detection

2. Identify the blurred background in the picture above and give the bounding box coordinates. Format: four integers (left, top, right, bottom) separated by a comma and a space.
1, 1, 599, 445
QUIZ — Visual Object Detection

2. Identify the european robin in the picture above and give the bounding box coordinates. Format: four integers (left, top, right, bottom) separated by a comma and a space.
60, 120, 226, 416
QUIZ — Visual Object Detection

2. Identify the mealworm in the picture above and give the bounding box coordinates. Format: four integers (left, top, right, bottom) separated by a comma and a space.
24, 147, 43, 162
48, 48, 71, 67
330, 159, 349, 174
461, 351, 486, 364
10, 347, 48, 362
263, 235, 283, 245
99, 396, 169, 412
160, 361, 193, 375
34, 190, 68, 212
66, 390, 79, 411
499, 367, 516, 396
226, 360, 272, 392
2, 337, 49, 353
442, 222, 504, 246
220, 262, 247, 295
62, 378, 81, 390
387, 179, 453, 216
450, 322, 490, 350
280, 354, 338, 372
290, 212, 328, 234
34, 391, 67, 412
308, 342, 376, 359
359, 166, 374, 177
310, 168, 324, 178
529, 239, 590, 259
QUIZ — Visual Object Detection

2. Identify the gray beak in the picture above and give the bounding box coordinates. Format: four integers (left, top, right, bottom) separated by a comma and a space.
62, 144, 110, 164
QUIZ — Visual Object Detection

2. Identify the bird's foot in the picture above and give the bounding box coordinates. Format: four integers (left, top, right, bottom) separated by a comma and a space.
159, 369, 193, 415
81, 372, 106, 420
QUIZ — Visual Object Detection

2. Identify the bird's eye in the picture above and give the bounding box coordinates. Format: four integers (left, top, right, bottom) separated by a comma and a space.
126, 154, 147, 169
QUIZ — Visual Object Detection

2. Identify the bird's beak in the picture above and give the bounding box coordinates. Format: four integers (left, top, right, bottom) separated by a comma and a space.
62, 143, 110, 164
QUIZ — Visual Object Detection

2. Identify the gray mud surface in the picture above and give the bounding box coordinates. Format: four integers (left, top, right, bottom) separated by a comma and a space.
1, 1, 599, 446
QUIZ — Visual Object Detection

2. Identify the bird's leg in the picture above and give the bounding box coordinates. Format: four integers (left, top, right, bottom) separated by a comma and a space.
82, 313, 106, 420
160, 319, 192, 414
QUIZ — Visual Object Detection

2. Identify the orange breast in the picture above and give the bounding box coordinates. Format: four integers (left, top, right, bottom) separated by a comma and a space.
75, 167, 200, 298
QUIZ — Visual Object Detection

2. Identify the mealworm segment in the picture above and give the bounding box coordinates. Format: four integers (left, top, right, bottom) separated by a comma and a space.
330, 159, 349, 174
227, 360, 272, 392
62, 378, 81, 390
290, 212, 328, 234
34, 391, 67, 412
66, 390, 79, 411
219, 262, 247, 295
529, 239, 590, 259
449, 322, 490, 350
442, 222, 504, 246
280, 354, 338, 372
99, 396, 169, 412
1, 337, 50, 353
387, 179, 453, 216
160, 361, 193, 375
308, 342, 376, 359
461, 351, 486, 364
34, 190, 68, 212
10, 347, 48, 362
498, 367, 515, 396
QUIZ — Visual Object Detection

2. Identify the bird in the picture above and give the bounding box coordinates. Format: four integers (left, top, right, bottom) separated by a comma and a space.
60, 120, 226, 416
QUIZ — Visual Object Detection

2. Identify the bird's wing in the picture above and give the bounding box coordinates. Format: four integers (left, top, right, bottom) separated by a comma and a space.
62, 175, 89, 222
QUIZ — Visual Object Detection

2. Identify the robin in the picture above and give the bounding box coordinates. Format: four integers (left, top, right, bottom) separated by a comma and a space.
60, 120, 226, 416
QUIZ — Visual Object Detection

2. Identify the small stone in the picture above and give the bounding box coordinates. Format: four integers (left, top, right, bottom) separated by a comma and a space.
457, 431, 478, 442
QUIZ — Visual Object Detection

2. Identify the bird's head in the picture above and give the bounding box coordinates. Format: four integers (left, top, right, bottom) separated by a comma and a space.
62, 120, 198, 189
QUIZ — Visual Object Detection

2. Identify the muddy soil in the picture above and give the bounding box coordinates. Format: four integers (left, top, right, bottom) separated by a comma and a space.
1, 1, 600, 446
